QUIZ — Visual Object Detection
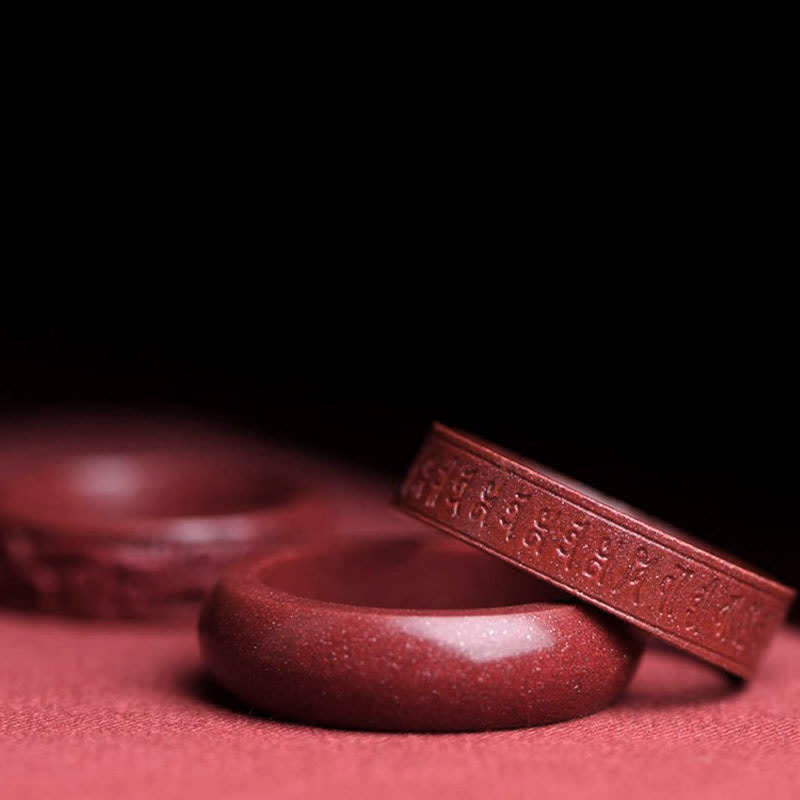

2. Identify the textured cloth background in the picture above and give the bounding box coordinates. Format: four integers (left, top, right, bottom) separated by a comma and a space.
1, 612, 798, 800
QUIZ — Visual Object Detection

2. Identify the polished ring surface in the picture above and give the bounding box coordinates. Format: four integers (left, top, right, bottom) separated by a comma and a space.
199, 537, 643, 731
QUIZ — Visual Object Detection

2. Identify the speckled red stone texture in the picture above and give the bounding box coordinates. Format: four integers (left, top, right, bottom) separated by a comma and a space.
395, 423, 796, 679
199, 537, 643, 731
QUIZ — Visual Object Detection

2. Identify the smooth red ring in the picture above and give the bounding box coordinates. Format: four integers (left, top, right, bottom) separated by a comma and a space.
199, 536, 643, 731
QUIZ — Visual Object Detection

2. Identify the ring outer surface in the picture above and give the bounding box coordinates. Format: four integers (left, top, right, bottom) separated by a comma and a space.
394, 423, 795, 679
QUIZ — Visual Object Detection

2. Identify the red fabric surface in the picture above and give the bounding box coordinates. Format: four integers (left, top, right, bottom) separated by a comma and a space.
1, 612, 798, 800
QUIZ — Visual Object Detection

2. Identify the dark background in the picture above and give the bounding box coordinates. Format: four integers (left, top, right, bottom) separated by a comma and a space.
0, 310, 797, 611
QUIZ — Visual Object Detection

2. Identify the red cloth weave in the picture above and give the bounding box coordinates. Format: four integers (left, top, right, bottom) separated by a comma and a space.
1, 611, 798, 800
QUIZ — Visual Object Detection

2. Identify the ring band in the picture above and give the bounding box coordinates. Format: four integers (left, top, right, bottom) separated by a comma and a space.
199, 537, 643, 731
395, 423, 795, 679
0, 447, 328, 619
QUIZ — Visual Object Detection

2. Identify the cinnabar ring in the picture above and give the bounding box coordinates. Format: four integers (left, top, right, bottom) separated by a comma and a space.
0, 448, 329, 619
199, 537, 643, 731
395, 424, 795, 679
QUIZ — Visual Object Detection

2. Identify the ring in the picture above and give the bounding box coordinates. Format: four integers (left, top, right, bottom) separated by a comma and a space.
395, 423, 795, 678
199, 537, 643, 731
0, 446, 328, 619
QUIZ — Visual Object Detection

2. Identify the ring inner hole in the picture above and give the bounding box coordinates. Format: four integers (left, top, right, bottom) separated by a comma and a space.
259, 540, 565, 610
